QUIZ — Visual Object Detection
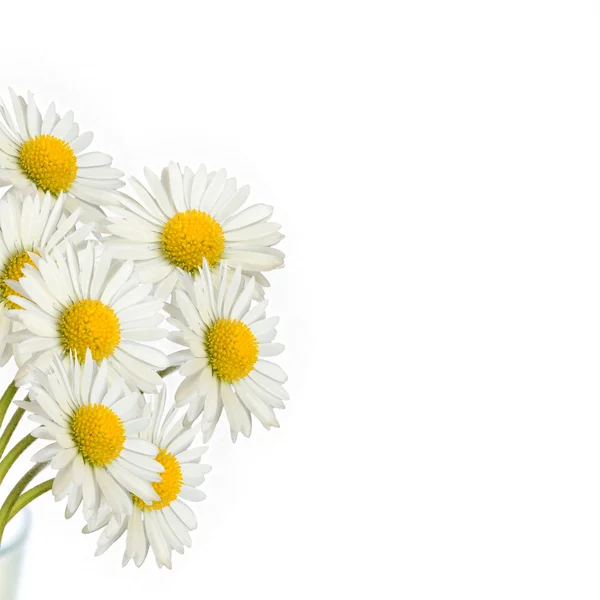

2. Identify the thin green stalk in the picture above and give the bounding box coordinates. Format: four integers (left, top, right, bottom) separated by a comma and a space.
0, 381, 17, 431
158, 365, 179, 378
0, 434, 36, 488
0, 462, 48, 545
6, 478, 53, 524
0, 407, 25, 459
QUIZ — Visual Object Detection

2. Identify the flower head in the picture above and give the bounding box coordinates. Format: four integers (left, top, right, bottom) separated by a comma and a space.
0, 189, 92, 366
0, 89, 124, 218
104, 162, 284, 299
6, 242, 169, 391
89, 387, 210, 569
167, 261, 288, 441
25, 353, 164, 519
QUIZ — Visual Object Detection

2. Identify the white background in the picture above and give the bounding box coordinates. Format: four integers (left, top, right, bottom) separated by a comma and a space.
0, 1, 599, 598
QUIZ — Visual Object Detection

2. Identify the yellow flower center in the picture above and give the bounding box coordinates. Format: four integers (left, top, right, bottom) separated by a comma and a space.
18, 134, 78, 195
132, 448, 183, 512
0, 250, 37, 310
70, 404, 125, 467
59, 299, 121, 362
205, 318, 258, 382
160, 209, 225, 273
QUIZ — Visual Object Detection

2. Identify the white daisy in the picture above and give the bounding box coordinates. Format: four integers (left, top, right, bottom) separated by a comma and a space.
0, 89, 124, 218
6, 241, 169, 392
24, 353, 164, 519
0, 189, 92, 366
88, 386, 210, 569
167, 261, 288, 441
104, 161, 284, 299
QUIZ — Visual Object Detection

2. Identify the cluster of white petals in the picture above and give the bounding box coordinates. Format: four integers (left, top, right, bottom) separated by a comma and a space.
0, 89, 287, 569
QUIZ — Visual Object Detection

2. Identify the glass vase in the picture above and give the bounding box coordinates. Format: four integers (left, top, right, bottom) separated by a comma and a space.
0, 510, 30, 600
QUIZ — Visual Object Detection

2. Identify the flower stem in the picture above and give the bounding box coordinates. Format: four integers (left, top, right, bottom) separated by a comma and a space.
158, 365, 179, 378
6, 478, 53, 524
0, 434, 36, 488
0, 462, 48, 546
0, 407, 25, 459
0, 381, 18, 431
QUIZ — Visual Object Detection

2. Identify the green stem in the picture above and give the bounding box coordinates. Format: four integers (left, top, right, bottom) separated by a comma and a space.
0, 408, 25, 459
0, 381, 18, 431
0, 462, 48, 546
6, 478, 53, 524
158, 365, 179, 378
0, 434, 36, 488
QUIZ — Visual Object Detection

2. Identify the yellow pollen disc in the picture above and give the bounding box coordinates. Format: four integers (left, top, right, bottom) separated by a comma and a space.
18, 134, 78, 195
59, 299, 121, 362
205, 318, 259, 383
0, 250, 37, 310
70, 404, 125, 467
132, 448, 183, 512
160, 209, 225, 272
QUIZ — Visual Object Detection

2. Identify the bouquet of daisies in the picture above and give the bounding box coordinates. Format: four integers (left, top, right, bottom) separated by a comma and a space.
0, 89, 287, 569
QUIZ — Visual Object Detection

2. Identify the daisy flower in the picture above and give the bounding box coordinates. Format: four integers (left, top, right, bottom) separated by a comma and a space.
0, 89, 124, 218
104, 161, 284, 299
0, 189, 92, 366
89, 387, 210, 568
167, 261, 288, 441
24, 353, 164, 519
6, 242, 169, 392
